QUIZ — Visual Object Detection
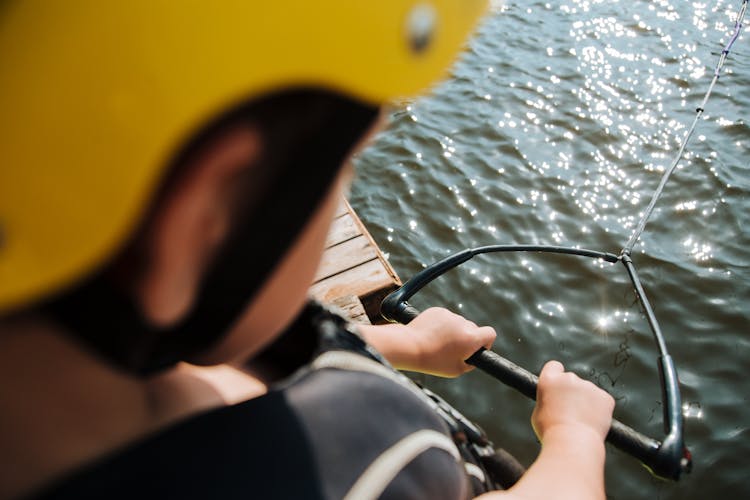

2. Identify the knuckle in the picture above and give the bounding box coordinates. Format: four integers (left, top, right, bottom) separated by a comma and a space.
604, 392, 616, 408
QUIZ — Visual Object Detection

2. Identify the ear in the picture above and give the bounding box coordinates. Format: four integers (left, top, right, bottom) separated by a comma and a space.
135, 126, 261, 326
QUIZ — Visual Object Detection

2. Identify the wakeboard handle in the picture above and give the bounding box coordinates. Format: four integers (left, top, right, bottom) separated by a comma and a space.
381, 272, 691, 481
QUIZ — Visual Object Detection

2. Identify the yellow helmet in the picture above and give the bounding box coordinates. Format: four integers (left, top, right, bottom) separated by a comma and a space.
0, 1, 487, 313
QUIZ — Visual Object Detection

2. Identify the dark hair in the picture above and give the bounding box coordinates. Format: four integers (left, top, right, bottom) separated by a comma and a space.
42, 88, 379, 375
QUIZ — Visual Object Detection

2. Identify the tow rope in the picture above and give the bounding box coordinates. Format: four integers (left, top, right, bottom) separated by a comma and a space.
382, 0, 747, 482
624, 0, 747, 253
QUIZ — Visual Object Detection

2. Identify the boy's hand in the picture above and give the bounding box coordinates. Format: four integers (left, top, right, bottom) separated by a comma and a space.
405, 307, 496, 377
477, 361, 614, 500
532, 360, 615, 443
359, 307, 496, 377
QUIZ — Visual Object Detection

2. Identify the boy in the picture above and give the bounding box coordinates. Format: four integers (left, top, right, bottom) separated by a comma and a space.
0, 2, 613, 498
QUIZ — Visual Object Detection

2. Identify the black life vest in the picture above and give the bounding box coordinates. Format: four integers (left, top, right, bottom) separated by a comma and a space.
252, 301, 526, 495
34, 302, 523, 499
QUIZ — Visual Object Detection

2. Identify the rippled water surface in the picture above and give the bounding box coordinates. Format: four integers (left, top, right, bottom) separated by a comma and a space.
351, 0, 749, 497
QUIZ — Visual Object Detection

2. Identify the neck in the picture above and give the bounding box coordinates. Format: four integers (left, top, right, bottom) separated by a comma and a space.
0, 315, 257, 498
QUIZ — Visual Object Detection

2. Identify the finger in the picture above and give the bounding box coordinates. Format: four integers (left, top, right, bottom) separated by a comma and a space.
476, 326, 497, 350
540, 360, 565, 378
544, 359, 565, 372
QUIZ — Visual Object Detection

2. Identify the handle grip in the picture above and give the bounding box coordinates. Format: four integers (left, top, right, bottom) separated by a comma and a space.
382, 299, 690, 480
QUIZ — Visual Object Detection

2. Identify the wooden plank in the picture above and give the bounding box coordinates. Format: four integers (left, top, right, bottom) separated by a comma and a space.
330, 295, 370, 325
313, 198, 401, 324
324, 213, 360, 249
345, 200, 401, 288
334, 199, 349, 218
310, 259, 394, 305
314, 235, 377, 283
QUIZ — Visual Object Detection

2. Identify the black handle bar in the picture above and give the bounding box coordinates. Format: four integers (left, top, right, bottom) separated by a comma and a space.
382, 292, 691, 480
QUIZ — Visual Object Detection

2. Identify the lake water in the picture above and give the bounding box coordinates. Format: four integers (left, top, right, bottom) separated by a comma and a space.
350, 0, 749, 497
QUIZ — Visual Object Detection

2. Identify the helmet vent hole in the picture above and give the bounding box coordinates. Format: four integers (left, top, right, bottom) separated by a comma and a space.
406, 3, 437, 54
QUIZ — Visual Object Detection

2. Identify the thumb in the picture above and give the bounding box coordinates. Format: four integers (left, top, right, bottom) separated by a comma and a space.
475, 325, 497, 351
540, 360, 565, 380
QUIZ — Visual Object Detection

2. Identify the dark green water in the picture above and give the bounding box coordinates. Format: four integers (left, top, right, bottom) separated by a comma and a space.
351, 0, 749, 497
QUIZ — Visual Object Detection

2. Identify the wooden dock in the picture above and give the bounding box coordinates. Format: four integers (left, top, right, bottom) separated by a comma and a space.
310, 199, 401, 325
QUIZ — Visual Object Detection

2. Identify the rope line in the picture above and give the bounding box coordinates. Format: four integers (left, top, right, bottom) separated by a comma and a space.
623, 0, 748, 254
